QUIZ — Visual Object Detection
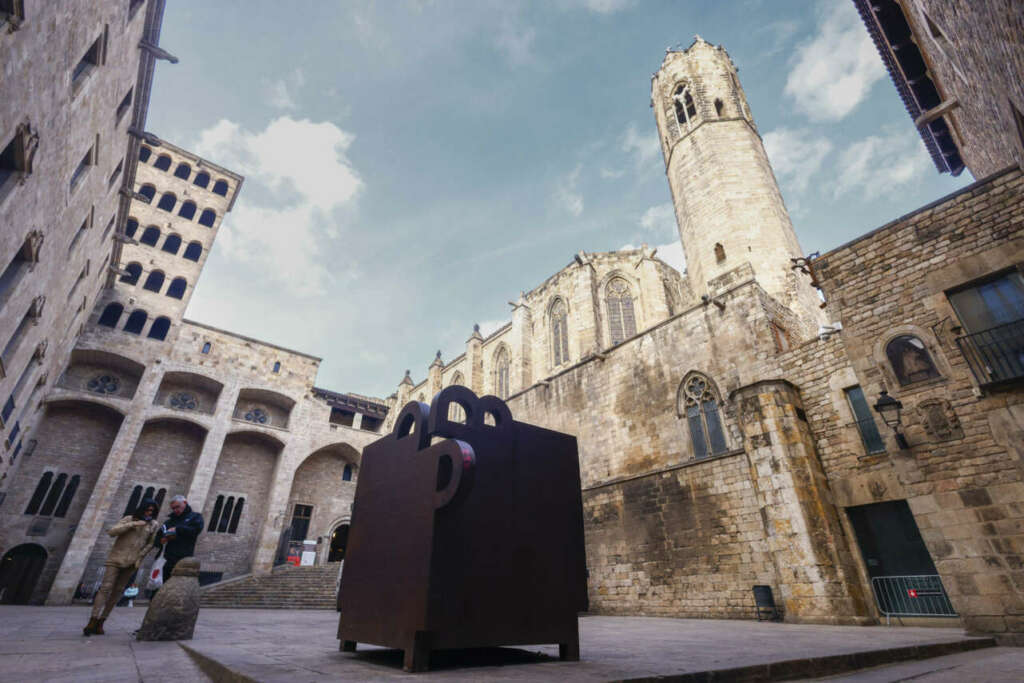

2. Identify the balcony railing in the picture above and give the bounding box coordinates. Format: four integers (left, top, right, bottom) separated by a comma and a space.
956, 319, 1024, 387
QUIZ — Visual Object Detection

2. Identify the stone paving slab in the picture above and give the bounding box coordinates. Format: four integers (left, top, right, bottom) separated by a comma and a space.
812, 647, 1024, 682
0, 606, 997, 682
0, 605, 211, 682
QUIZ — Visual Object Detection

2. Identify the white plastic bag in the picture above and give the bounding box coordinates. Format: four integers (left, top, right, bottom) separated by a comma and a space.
148, 555, 166, 590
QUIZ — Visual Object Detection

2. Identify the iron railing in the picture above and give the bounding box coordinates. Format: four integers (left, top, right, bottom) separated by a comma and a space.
956, 319, 1024, 387
871, 575, 957, 624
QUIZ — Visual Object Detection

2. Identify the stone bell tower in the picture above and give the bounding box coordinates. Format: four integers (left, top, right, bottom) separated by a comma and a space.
652, 37, 823, 330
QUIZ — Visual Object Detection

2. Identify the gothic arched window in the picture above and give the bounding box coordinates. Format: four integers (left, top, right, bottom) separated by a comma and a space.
886, 335, 941, 385
178, 200, 196, 220
551, 299, 569, 366
679, 373, 728, 459
98, 302, 123, 327
606, 278, 637, 346
494, 347, 510, 399
124, 485, 143, 516
183, 241, 202, 261
673, 84, 697, 129
448, 372, 466, 422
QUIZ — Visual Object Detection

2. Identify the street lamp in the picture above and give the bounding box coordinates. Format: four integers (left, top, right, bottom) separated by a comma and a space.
873, 390, 909, 450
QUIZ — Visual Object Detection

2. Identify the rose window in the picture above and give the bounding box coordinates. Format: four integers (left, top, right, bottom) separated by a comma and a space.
86, 374, 120, 395
170, 392, 198, 411
244, 407, 269, 424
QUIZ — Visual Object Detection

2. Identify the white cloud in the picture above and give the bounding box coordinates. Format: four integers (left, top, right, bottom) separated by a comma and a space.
639, 202, 677, 239
784, 0, 886, 121
762, 127, 834, 192
265, 68, 305, 110
833, 130, 931, 200
654, 241, 686, 275
193, 116, 363, 297
621, 123, 661, 168
756, 19, 801, 57
566, 0, 637, 13
554, 164, 584, 216
600, 167, 625, 179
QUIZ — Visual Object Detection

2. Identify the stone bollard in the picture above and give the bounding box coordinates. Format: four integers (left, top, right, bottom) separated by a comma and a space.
136, 558, 201, 641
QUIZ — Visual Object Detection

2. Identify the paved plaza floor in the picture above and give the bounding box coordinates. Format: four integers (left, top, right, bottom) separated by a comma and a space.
0, 605, 1019, 682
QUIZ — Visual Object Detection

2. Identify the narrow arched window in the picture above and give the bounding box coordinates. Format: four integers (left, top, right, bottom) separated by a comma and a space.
606, 278, 637, 345
178, 200, 196, 220
125, 218, 138, 238
138, 185, 156, 202
98, 302, 124, 327
448, 372, 466, 422
25, 472, 53, 515
174, 162, 191, 180
272, 361, 280, 373
218, 497, 235, 533
148, 316, 171, 340
143, 270, 164, 292
124, 485, 143, 515
886, 335, 941, 385
155, 488, 167, 510
208, 495, 224, 531
124, 309, 147, 334
715, 243, 726, 263
140, 226, 160, 246
39, 473, 67, 516
154, 155, 171, 171
162, 234, 182, 254
143, 486, 155, 501
120, 262, 142, 285
157, 192, 176, 212
494, 346, 510, 399
54, 475, 80, 518
201, 341, 211, 354
183, 241, 202, 261
228, 498, 244, 533
212, 179, 229, 196
198, 209, 216, 227
714, 98, 724, 117
166, 278, 186, 299
193, 171, 210, 188
343, 464, 353, 482
138, 146, 152, 163
673, 85, 697, 129
550, 299, 569, 366
679, 373, 728, 459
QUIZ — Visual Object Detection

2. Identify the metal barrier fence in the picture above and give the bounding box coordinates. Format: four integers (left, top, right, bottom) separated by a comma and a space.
871, 575, 957, 624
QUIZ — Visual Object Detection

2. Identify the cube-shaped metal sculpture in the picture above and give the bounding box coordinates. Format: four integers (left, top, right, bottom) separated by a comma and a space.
337, 386, 588, 672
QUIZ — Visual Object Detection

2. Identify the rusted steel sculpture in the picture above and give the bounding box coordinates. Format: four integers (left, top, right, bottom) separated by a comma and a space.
337, 386, 587, 672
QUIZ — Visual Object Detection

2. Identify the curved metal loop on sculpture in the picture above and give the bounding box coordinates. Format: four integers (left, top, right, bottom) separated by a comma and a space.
433, 438, 475, 510
391, 400, 431, 451
427, 385, 515, 441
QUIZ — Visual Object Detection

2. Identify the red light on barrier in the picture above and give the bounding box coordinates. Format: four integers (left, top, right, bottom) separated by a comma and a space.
907, 589, 918, 598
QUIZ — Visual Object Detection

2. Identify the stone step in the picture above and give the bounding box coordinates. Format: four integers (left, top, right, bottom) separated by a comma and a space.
200, 564, 340, 610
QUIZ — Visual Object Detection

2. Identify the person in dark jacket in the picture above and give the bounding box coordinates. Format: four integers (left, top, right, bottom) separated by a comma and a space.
155, 494, 204, 581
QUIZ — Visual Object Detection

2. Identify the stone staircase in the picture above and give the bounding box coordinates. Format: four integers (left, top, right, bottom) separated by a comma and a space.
200, 563, 340, 609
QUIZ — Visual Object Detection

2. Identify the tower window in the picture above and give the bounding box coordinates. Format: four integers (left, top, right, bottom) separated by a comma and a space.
198, 209, 216, 227
178, 200, 196, 220
679, 373, 728, 459
148, 316, 171, 340
143, 270, 164, 292
123, 309, 147, 334
184, 241, 202, 261
212, 179, 229, 196
119, 262, 142, 285
714, 98, 724, 117
272, 361, 280, 373
174, 163, 191, 180
714, 243, 726, 263
140, 225, 160, 246
138, 184, 156, 202
154, 155, 171, 171
606, 278, 637, 346
193, 171, 210, 188
494, 346, 510, 399
550, 299, 569, 366
201, 341, 211, 354
98, 302, 124, 327
673, 85, 697, 129
138, 146, 151, 163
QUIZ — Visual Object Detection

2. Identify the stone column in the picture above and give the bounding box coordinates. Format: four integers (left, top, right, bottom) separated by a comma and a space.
46, 366, 164, 605
510, 296, 533, 392
184, 383, 239, 513
733, 379, 871, 624
251, 443, 302, 573
573, 253, 602, 356
466, 325, 484, 394
428, 351, 443, 397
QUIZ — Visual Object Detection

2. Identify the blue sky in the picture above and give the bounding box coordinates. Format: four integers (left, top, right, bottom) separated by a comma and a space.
147, 0, 970, 399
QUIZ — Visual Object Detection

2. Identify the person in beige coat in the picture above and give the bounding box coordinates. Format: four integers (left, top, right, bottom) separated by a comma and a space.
83, 498, 160, 636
